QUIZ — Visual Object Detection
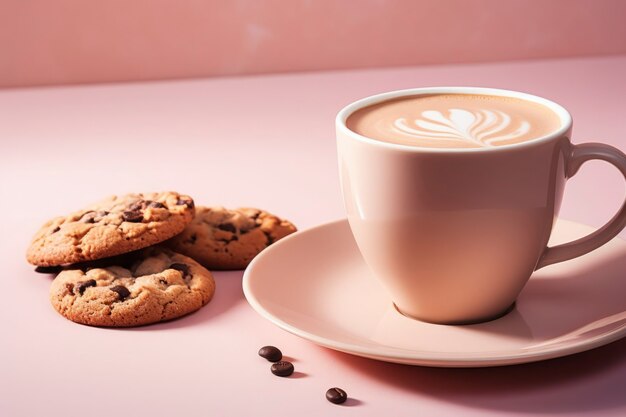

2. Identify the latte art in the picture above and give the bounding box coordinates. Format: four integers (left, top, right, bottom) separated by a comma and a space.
393, 109, 530, 147
346, 94, 562, 149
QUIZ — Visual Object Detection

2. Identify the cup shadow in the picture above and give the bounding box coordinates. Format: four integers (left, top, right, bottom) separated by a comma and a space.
325, 250, 626, 414
464, 250, 626, 344
322, 338, 625, 414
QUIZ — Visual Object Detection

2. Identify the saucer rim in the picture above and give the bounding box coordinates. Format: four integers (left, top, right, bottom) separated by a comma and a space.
242, 219, 626, 367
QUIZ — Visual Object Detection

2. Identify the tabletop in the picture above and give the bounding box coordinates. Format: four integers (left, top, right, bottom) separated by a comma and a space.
1, 55, 625, 417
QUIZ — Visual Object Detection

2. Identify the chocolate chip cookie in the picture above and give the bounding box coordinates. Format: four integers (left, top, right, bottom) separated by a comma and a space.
27, 192, 195, 266
166, 206, 297, 270
49, 247, 215, 327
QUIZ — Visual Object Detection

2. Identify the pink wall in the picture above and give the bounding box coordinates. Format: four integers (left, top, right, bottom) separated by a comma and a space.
1, 0, 626, 88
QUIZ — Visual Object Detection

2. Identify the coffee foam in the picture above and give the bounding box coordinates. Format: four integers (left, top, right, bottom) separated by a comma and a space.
346, 94, 562, 148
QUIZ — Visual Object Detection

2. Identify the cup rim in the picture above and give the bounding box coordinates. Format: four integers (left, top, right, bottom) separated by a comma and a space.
336, 87, 573, 153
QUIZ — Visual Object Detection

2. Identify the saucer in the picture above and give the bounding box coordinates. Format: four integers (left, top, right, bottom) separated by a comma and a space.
243, 219, 626, 367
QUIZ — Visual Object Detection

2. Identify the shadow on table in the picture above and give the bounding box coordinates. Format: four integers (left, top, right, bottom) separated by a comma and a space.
464, 250, 626, 343
321, 248, 626, 413
125, 270, 246, 331
322, 338, 626, 414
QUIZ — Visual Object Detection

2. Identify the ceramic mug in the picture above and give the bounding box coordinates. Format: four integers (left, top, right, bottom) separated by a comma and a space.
336, 87, 626, 324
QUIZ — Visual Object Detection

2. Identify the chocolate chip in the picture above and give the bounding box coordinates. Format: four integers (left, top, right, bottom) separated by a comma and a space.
258, 346, 282, 362
326, 387, 347, 404
65, 283, 75, 294
122, 210, 143, 222
51, 226, 60, 234
169, 263, 190, 278
147, 201, 166, 209
270, 361, 294, 377
79, 211, 96, 223
176, 197, 194, 208
128, 200, 146, 211
217, 223, 237, 233
110, 285, 130, 301
217, 235, 238, 244
264, 231, 275, 245
76, 279, 97, 295
239, 222, 258, 234
34, 265, 62, 274
159, 279, 168, 285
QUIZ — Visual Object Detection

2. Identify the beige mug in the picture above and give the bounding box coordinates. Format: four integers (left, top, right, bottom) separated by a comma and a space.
336, 87, 626, 324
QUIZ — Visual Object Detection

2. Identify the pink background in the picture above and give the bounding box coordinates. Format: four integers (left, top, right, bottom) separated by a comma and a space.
2, 0, 626, 87
1, 55, 625, 416
1, 2, 625, 415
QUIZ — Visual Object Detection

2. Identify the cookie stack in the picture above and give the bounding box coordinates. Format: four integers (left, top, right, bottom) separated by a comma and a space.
26, 192, 297, 327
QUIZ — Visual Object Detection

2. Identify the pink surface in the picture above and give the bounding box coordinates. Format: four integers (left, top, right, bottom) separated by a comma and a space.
1, 55, 625, 416
2, 0, 626, 88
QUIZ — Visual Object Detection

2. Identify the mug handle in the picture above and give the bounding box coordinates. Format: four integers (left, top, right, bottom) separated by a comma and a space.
536, 142, 626, 270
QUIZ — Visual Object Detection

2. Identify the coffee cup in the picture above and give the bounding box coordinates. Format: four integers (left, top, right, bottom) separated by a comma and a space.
336, 87, 626, 324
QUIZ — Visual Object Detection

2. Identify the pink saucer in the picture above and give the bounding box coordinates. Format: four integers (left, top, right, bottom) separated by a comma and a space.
243, 219, 626, 367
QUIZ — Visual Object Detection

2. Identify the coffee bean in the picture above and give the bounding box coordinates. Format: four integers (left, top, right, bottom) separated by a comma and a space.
110, 285, 130, 301
169, 263, 190, 278
176, 197, 194, 208
325, 387, 347, 404
258, 346, 282, 362
270, 361, 294, 377
217, 223, 237, 233
147, 201, 166, 209
34, 265, 63, 274
76, 279, 97, 295
122, 210, 143, 222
